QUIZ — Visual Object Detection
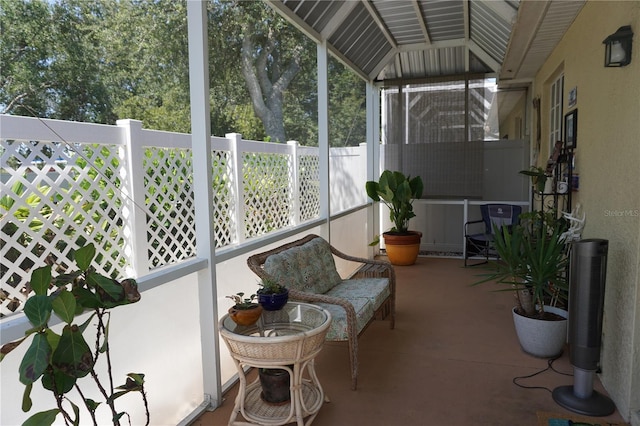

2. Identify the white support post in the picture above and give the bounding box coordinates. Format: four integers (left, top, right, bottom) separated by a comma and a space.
288, 140, 300, 226
317, 41, 330, 239
117, 119, 149, 277
227, 133, 245, 244
186, 0, 220, 409
366, 82, 381, 255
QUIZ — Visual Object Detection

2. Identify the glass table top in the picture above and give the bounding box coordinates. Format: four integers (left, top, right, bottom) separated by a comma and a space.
221, 302, 330, 338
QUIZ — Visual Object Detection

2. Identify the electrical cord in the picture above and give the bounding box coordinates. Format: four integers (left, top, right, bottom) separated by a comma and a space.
513, 356, 573, 393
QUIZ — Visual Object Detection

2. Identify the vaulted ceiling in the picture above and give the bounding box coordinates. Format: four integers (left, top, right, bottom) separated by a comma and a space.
267, 0, 586, 89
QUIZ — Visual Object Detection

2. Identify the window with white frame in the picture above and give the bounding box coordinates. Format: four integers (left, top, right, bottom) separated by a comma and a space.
549, 74, 564, 153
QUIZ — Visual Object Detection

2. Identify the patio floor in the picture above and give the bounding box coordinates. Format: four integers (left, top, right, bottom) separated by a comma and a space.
191, 256, 628, 426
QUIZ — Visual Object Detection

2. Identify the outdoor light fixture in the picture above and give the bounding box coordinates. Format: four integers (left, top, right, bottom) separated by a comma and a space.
603, 25, 633, 67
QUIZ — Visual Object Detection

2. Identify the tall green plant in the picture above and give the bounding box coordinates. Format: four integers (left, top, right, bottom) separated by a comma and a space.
0, 244, 148, 426
365, 170, 424, 234
473, 216, 569, 317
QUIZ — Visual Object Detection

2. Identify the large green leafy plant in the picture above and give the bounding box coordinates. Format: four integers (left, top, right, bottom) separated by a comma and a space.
0, 244, 148, 426
366, 170, 424, 234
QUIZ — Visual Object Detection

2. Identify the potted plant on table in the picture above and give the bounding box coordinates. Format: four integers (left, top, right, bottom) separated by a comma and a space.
0, 243, 148, 426
256, 278, 289, 311
520, 166, 550, 194
473, 210, 570, 358
366, 170, 424, 265
226, 292, 262, 326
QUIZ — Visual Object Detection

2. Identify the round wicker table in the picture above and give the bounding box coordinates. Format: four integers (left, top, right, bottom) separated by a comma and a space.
219, 302, 332, 426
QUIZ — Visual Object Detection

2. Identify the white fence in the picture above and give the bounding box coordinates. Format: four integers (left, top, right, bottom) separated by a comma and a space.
0, 115, 366, 319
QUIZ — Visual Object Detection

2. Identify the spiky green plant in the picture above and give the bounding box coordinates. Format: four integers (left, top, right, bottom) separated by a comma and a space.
472, 215, 569, 317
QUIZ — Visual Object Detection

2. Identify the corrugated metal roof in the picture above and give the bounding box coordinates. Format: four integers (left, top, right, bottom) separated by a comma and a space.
269, 0, 585, 86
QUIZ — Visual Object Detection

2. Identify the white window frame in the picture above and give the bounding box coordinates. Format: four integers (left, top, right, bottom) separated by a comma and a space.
549, 74, 564, 153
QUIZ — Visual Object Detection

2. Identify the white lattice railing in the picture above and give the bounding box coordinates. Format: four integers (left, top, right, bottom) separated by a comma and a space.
1, 116, 365, 319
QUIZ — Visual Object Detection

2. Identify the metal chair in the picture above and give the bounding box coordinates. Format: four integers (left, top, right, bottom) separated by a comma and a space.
464, 204, 522, 266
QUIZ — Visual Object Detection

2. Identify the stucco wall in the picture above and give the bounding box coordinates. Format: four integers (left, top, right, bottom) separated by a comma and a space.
531, 1, 640, 421
501, 90, 528, 141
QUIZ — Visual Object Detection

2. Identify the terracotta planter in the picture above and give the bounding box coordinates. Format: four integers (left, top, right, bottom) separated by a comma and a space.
383, 231, 422, 266
228, 305, 263, 326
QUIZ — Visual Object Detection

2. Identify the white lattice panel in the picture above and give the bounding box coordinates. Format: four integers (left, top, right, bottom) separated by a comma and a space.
1, 118, 366, 320
243, 153, 292, 238
299, 154, 320, 221
0, 140, 131, 317
212, 150, 235, 247
144, 148, 196, 268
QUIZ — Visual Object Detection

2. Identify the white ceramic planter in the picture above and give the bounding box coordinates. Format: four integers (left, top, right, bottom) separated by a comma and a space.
512, 305, 568, 358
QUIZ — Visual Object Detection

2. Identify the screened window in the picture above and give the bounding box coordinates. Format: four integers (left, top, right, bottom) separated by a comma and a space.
381, 76, 523, 200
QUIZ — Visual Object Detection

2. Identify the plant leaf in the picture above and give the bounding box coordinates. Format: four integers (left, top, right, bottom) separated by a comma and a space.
127, 372, 145, 385
88, 272, 124, 303
51, 325, 93, 379
19, 333, 52, 385
77, 312, 96, 334
1, 336, 27, 361
52, 271, 82, 287
21, 383, 33, 412
30, 266, 52, 296
74, 244, 96, 271
121, 278, 141, 304
51, 290, 77, 324
44, 329, 61, 353
85, 399, 100, 412
41, 367, 76, 395
22, 409, 60, 426
69, 400, 80, 426
23, 296, 52, 329
73, 287, 102, 310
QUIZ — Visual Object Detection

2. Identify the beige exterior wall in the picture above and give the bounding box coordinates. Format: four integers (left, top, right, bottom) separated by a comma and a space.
531, 1, 640, 421
501, 90, 528, 140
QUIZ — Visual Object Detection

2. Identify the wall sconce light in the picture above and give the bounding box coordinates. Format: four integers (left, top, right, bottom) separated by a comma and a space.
603, 26, 633, 67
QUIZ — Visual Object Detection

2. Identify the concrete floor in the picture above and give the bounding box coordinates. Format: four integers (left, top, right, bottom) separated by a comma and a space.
191, 257, 628, 426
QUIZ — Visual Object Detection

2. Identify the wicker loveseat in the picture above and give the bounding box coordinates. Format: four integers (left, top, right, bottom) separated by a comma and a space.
246, 234, 396, 390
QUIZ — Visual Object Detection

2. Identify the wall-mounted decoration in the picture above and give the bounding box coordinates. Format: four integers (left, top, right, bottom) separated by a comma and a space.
564, 109, 578, 149
568, 87, 577, 108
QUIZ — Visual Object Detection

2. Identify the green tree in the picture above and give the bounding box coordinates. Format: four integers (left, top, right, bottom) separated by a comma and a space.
212, 1, 318, 143
0, 0, 365, 146
0, 0, 53, 115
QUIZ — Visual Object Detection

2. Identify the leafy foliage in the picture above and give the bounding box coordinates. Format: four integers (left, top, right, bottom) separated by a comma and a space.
257, 278, 287, 295
0, 244, 148, 426
1, 0, 365, 146
366, 170, 424, 234
226, 292, 258, 310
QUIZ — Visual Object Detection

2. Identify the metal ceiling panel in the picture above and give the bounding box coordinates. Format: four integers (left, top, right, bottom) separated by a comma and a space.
469, 51, 493, 74
329, 4, 393, 75
469, 1, 514, 63
281, 0, 343, 33
373, 0, 425, 45
269, 0, 584, 85
420, 0, 466, 42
